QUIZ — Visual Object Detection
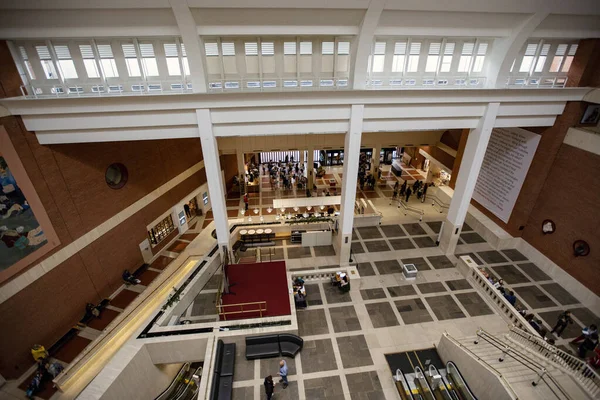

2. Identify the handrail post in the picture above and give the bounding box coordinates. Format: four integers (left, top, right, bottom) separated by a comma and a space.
532, 367, 547, 387
499, 345, 509, 362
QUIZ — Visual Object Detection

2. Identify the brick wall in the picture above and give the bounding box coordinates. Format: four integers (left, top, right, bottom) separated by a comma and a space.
522, 144, 600, 296
0, 116, 207, 378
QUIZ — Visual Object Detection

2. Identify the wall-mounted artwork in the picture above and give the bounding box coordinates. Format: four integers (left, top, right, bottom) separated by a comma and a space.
0, 154, 48, 271
0, 125, 58, 284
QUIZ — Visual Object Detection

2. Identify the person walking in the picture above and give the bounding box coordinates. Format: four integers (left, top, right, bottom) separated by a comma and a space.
264, 375, 275, 399
551, 310, 574, 337
277, 360, 288, 388
243, 193, 249, 211
400, 180, 407, 196
421, 183, 429, 203
391, 187, 398, 205
405, 187, 412, 203
571, 324, 598, 345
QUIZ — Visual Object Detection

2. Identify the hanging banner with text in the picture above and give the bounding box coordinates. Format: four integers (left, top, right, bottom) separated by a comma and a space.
472, 128, 541, 223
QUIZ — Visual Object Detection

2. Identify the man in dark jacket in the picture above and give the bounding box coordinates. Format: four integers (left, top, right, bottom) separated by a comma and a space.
551, 311, 574, 337
264, 375, 275, 400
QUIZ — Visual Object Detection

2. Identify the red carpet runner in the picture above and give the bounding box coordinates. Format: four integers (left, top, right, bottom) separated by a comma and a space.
220, 261, 291, 321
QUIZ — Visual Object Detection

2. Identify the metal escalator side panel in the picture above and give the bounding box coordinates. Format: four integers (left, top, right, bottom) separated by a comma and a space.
426, 364, 454, 400
446, 361, 477, 400
155, 363, 190, 400
414, 366, 436, 400
395, 368, 416, 400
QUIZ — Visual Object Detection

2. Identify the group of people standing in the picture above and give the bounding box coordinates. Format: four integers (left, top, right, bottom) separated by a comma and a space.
391, 179, 430, 204
263, 360, 289, 399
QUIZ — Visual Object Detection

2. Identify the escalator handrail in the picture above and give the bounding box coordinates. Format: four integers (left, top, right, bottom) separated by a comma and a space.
446, 361, 478, 400
395, 368, 416, 400
155, 363, 190, 400
427, 365, 454, 400
414, 366, 436, 400
174, 365, 203, 400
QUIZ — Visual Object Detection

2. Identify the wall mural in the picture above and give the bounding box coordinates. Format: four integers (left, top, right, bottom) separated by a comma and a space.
0, 154, 48, 271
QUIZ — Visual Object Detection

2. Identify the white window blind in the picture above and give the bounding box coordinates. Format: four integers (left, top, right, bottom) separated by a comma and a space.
245, 42, 258, 56
444, 43, 455, 55
19, 46, 28, 60
79, 45, 94, 59
534, 44, 550, 73
477, 43, 488, 55
568, 44, 578, 56
409, 42, 421, 55
394, 42, 407, 55
220, 42, 234, 56
300, 42, 312, 55
139, 43, 155, 57
429, 43, 441, 55
205, 43, 219, 56
97, 44, 114, 58
261, 42, 274, 56
525, 43, 538, 56
122, 44, 137, 58
555, 44, 568, 56
462, 43, 475, 55
54, 45, 71, 59
337, 42, 349, 55
35, 46, 51, 60
181, 44, 187, 57
284, 42, 296, 55
374, 42, 386, 55
164, 44, 178, 57
322, 42, 334, 55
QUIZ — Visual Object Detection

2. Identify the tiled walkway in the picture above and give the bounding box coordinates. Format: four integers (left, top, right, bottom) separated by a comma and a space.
226, 221, 511, 400
220, 219, 600, 400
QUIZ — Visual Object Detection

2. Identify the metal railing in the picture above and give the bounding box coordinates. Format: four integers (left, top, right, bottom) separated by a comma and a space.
365, 75, 487, 89
505, 76, 568, 89
20, 80, 192, 98
467, 262, 540, 336
443, 332, 518, 400
216, 301, 267, 321
397, 199, 424, 221
429, 194, 449, 213
475, 328, 572, 400
507, 325, 600, 398
207, 77, 350, 93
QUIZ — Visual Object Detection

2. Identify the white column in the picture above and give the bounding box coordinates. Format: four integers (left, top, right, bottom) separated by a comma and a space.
236, 150, 245, 177
169, 0, 208, 93
307, 146, 314, 190
439, 103, 500, 254
196, 109, 230, 251
371, 144, 381, 175
338, 105, 364, 265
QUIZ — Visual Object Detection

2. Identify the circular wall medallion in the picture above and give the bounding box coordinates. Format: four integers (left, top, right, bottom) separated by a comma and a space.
105, 163, 128, 189
542, 220, 556, 234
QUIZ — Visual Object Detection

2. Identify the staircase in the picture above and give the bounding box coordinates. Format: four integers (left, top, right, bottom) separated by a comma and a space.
455, 331, 592, 400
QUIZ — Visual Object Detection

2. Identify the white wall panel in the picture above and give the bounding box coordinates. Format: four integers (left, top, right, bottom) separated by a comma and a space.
210, 106, 351, 124
494, 116, 557, 127
22, 110, 197, 131
497, 102, 565, 116
364, 104, 486, 119
36, 126, 199, 144
212, 121, 348, 136
363, 118, 479, 132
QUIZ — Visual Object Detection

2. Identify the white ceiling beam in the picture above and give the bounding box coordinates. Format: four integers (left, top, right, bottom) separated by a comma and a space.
350, 0, 386, 90
485, 12, 548, 89
169, 0, 207, 93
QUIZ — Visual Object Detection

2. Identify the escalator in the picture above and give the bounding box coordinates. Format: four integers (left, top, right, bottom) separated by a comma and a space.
155, 362, 203, 400
389, 349, 477, 400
